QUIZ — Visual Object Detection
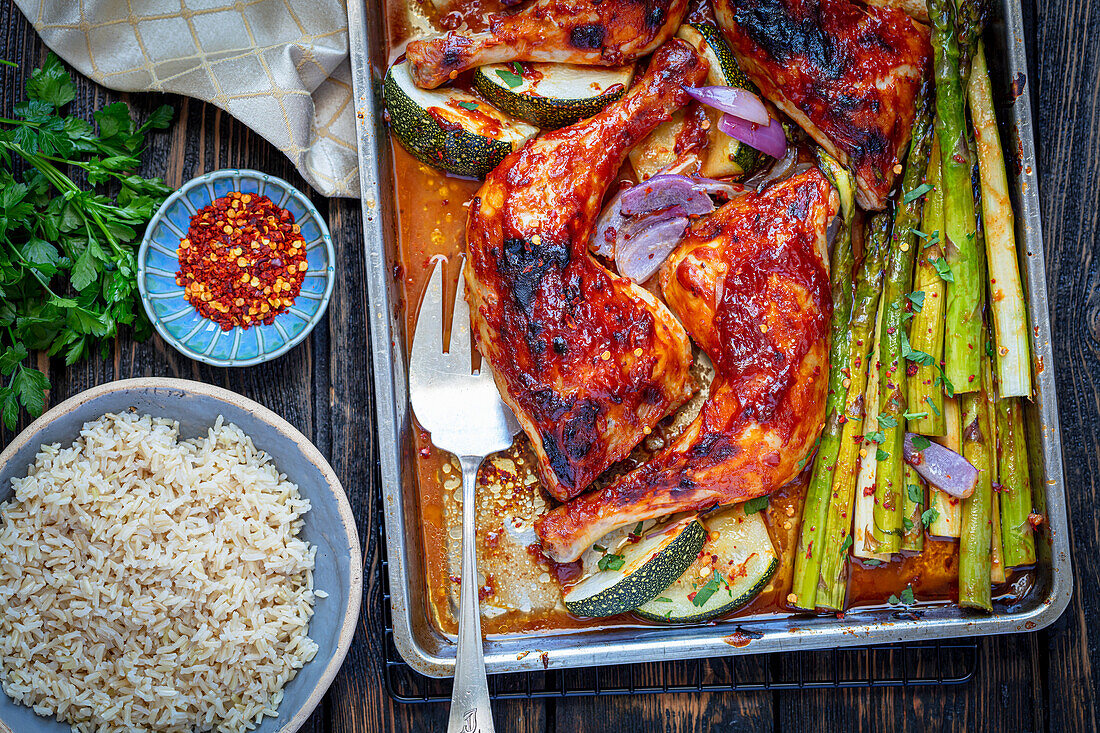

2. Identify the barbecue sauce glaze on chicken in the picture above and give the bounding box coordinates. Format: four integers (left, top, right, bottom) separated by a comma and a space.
536, 169, 837, 562
464, 41, 708, 502
406, 0, 689, 88
714, 0, 931, 209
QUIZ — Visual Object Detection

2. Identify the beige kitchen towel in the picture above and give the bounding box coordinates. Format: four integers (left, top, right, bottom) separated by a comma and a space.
13, 0, 360, 198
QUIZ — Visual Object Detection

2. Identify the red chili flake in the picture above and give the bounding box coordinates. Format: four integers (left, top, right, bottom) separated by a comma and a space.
175, 191, 309, 331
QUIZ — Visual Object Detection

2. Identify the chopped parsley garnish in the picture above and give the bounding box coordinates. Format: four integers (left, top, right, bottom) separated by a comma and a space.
598, 553, 625, 571
903, 183, 933, 203
593, 544, 607, 553
907, 483, 923, 504
903, 411, 929, 420
932, 257, 954, 282
495, 68, 523, 89
908, 290, 926, 311
654, 596, 673, 603
903, 517, 914, 531
878, 414, 898, 429
743, 495, 769, 514
875, 447, 889, 461
840, 535, 853, 554
888, 593, 900, 605
923, 396, 942, 416
865, 430, 885, 444
863, 559, 881, 567
692, 571, 723, 607
457, 101, 480, 111
901, 331, 936, 366
900, 585, 916, 605
911, 435, 932, 451
631, 521, 644, 536
934, 367, 956, 397
921, 507, 940, 527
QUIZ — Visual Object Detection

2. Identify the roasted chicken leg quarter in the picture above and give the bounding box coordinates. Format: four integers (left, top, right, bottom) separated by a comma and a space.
713, 0, 931, 209
464, 41, 707, 503
405, 0, 688, 88
536, 169, 837, 563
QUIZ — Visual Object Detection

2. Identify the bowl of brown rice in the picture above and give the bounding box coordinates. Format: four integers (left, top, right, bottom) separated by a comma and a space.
0, 378, 362, 733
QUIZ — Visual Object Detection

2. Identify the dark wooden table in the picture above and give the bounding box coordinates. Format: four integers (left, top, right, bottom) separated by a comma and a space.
0, 0, 1096, 730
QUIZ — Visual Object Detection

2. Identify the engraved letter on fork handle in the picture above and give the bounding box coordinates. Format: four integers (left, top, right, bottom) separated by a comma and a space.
447, 455, 495, 733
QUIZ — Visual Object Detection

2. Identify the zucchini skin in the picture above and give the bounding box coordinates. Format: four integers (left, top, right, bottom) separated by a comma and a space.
564, 519, 708, 618
383, 63, 529, 179
472, 64, 631, 129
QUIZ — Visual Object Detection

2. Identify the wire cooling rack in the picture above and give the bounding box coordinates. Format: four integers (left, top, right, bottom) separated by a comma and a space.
375, 494, 978, 703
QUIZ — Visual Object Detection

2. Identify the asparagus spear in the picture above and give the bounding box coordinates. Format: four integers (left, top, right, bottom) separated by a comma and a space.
873, 88, 935, 555
929, 396, 964, 538
817, 211, 892, 609
955, 0, 989, 91
997, 398, 1036, 567
969, 41, 1032, 398
790, 152, 856, 611
987, 363, 1005, 584
930, 0, 982, 394
959, 333, 995, 611
907, 134, 948, 436
901, 465, 925, 553
853, 292, 891, 562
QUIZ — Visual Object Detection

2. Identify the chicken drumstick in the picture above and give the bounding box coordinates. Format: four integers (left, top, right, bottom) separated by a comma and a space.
464, 40, 708, 503
406, 0, 688, 89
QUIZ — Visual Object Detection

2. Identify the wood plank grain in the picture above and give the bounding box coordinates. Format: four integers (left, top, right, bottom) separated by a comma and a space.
553, 660, 774, 733
1032, 0, 1100, 728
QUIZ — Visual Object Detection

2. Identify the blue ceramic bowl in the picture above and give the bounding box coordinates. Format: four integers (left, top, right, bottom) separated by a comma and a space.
0, 379, 362, 733
137, 169, 335, 367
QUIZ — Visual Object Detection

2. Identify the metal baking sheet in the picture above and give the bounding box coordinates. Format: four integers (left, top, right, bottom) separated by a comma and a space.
348, 0, 1072, 678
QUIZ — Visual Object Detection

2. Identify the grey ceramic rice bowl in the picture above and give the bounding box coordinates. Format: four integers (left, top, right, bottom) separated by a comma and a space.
0, 378, 362, 733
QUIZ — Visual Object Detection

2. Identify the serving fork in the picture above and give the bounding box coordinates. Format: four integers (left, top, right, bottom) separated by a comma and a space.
409, 257, 520, 733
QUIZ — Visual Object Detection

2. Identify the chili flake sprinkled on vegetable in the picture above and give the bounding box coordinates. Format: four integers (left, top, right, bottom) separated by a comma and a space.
175, 192, 308, 330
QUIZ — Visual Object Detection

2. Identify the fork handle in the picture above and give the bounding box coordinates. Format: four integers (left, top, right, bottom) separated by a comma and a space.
448, 455, 495, 733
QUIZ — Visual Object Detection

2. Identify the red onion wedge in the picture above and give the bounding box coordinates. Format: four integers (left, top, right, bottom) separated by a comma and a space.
903, 433, 979, 499
614, 215, 691, 283
684, 86, 770, 125
718, 113, 787, 160
591, 175, 746, 261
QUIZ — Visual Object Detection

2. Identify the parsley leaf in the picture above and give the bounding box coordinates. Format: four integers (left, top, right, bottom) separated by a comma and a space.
900, 585, 916, 605
692, 571, 723, 607
888, 593, 900, 605
903, 517, 914, 531
865, 430, 885, 444
457, 101, 480, 111
907, 483, 923, 504
863, 559, 881, 567
876, 447, 889, 461
0, 53, 172, 427
903, 411, 929, 420
911, 435, 932, 450
923, 396, 942, 416
598, 553, 625, 571
840, 534, 853, 554
921, 508, 940, 527
903, 183, 933, 203
932, 257, 954, 282
743, 495, 769, 514
495, 68, 524, 89
908, 290, 926, 311
878, 414, 898, 429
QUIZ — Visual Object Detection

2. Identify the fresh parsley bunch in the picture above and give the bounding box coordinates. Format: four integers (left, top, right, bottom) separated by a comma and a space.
0, 53, 173, 429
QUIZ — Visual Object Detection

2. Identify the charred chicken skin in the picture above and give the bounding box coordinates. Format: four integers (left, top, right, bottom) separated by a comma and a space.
713, 0, 930, 209
464, 41, 708, 503
405, 0, 688, 89
535, 169, 837, 562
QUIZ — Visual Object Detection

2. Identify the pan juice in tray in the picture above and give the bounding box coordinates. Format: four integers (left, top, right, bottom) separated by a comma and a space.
380, 0, 1046, 638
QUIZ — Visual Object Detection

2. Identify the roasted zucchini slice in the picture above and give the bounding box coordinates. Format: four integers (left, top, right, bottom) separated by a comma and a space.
629, 21, 762, 180
635, 505, 778, 623
473, 62, 634, 129
563, 514, 707, 618
383, 57, 538, 178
